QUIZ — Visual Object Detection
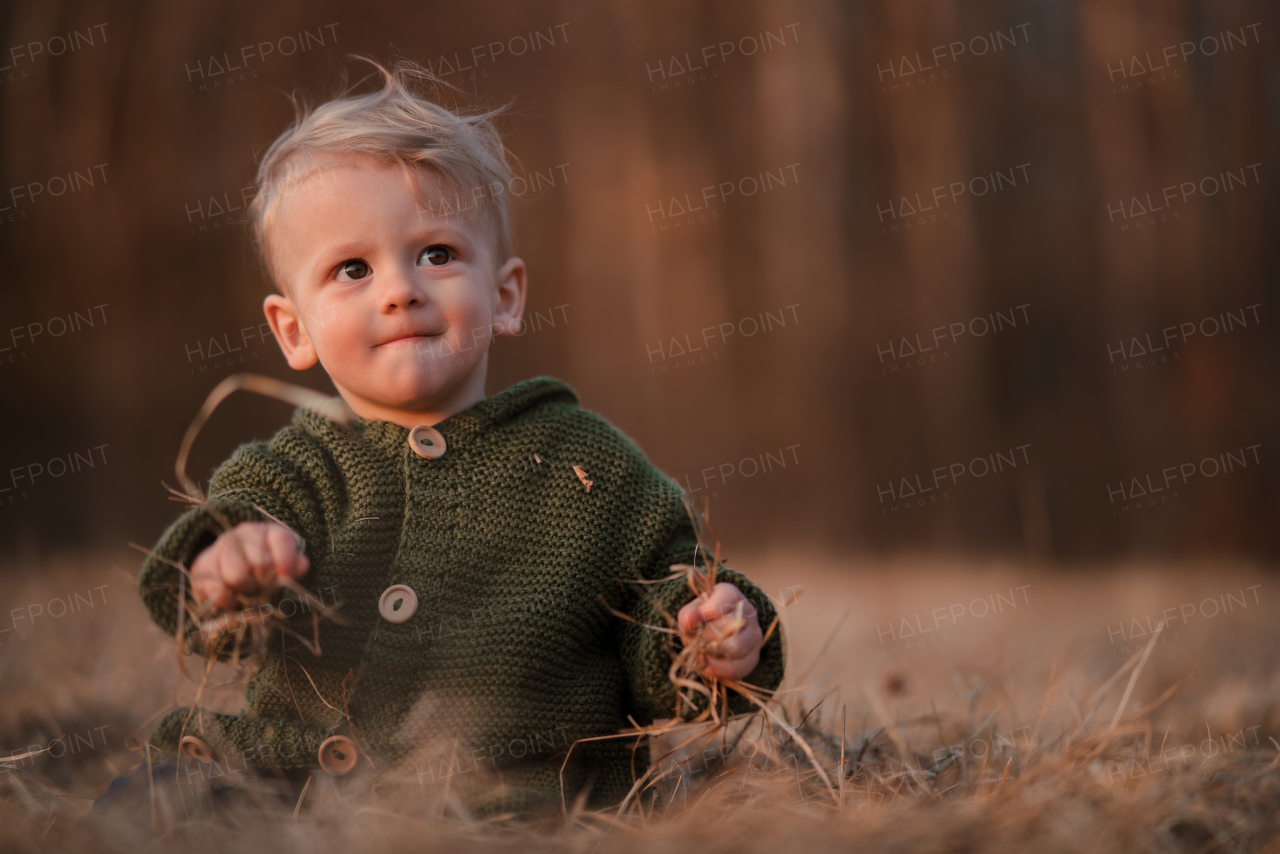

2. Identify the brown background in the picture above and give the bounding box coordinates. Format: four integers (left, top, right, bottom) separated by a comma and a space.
0, 0, 1276, 568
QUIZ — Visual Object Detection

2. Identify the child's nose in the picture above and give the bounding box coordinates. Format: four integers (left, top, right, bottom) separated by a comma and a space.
377, 264, 426, 310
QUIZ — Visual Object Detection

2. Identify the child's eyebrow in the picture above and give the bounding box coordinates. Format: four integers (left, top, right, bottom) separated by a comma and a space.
307, 241, 374, 278
407, 221, 473, 248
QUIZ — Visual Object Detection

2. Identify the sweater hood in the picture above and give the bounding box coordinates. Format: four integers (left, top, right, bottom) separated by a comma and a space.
291, 375, 580, 453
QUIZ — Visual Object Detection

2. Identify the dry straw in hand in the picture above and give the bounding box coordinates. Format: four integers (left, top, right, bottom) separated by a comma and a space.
128, 374, 352, 764
588, 493, 811, 815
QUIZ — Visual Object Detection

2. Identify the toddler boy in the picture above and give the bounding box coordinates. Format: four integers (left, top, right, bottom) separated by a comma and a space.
132, 60, 785, 818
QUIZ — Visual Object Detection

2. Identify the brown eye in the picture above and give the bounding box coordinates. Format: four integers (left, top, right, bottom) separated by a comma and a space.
336, 259, 370, 281
419, 245, 452, 266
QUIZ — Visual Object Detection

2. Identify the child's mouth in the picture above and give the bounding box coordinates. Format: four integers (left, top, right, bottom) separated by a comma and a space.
380, 333, 442, 348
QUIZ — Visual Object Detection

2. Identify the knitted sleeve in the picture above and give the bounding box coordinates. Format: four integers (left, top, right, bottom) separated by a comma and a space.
617, 507, 787, 726
136, 423, 331, 651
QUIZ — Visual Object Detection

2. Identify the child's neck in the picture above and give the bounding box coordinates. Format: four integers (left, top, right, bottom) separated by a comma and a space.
335, 369, 487, 429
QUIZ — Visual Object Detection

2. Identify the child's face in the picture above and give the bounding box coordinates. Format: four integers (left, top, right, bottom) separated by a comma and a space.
261, 155, 525, 426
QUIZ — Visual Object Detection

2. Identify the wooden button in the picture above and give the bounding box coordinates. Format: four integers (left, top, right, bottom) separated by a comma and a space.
180, 735, 214, 763
378, 584, 418, 623
318, 735, 358, 776
408, 425, 446, 459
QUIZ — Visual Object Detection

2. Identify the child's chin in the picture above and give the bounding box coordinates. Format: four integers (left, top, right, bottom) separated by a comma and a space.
382, 382, 453, 408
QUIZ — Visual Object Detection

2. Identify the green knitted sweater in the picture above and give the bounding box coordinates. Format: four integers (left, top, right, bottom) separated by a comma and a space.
137, 376, 785, 816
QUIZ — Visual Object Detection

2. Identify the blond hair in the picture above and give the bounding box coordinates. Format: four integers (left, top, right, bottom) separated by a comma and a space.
249, 57, 516, 290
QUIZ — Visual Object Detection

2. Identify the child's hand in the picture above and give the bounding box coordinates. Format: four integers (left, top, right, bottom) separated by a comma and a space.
676, 582, 763, 680
188, 521, 310, 613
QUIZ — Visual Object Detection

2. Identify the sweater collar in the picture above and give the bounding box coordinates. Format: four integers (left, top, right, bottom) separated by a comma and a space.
301, 376, 579, 452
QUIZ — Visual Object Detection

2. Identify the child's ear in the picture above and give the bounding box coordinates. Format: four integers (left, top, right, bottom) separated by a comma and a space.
491, 256, 527, 337
263, 294, 318, 370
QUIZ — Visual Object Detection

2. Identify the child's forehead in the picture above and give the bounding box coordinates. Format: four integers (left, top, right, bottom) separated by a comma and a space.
282, 152, 450, 200
266, 152, 503, 254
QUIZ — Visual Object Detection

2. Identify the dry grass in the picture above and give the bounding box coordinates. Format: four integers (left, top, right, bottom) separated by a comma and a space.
2, 548, 1278, 853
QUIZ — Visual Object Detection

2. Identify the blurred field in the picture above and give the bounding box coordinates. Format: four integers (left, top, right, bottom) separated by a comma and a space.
2, 550, 1279, 852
